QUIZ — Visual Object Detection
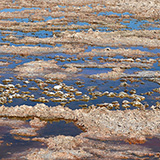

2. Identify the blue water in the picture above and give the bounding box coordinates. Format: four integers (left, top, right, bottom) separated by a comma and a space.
97, 11, 132, 17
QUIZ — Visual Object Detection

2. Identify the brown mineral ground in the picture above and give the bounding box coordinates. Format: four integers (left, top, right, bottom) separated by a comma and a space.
89, 68, 125, 80
1, 0, 160, 20
0, 117, 45, 138
78, 47, 156, 58
0, 18, 125, 32
0, 45, 65, 56
0, 104, 159, 139
89, 70, 160, 80
4, 29, 160, 48
0, 104, 160, 159
25, 135, 159, 159
123, 71, 160, 78
14, 59, 81, 79
63, 61, 153, 69
10, 128, 38, 137
0, 118, 26, 129
29, 117, 47, 128
0, 61, 10, 66
0, 45, 85, 56
0, 0, 160, 159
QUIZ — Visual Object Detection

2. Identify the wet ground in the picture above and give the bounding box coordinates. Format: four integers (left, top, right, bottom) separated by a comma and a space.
0, 0, 160, 159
